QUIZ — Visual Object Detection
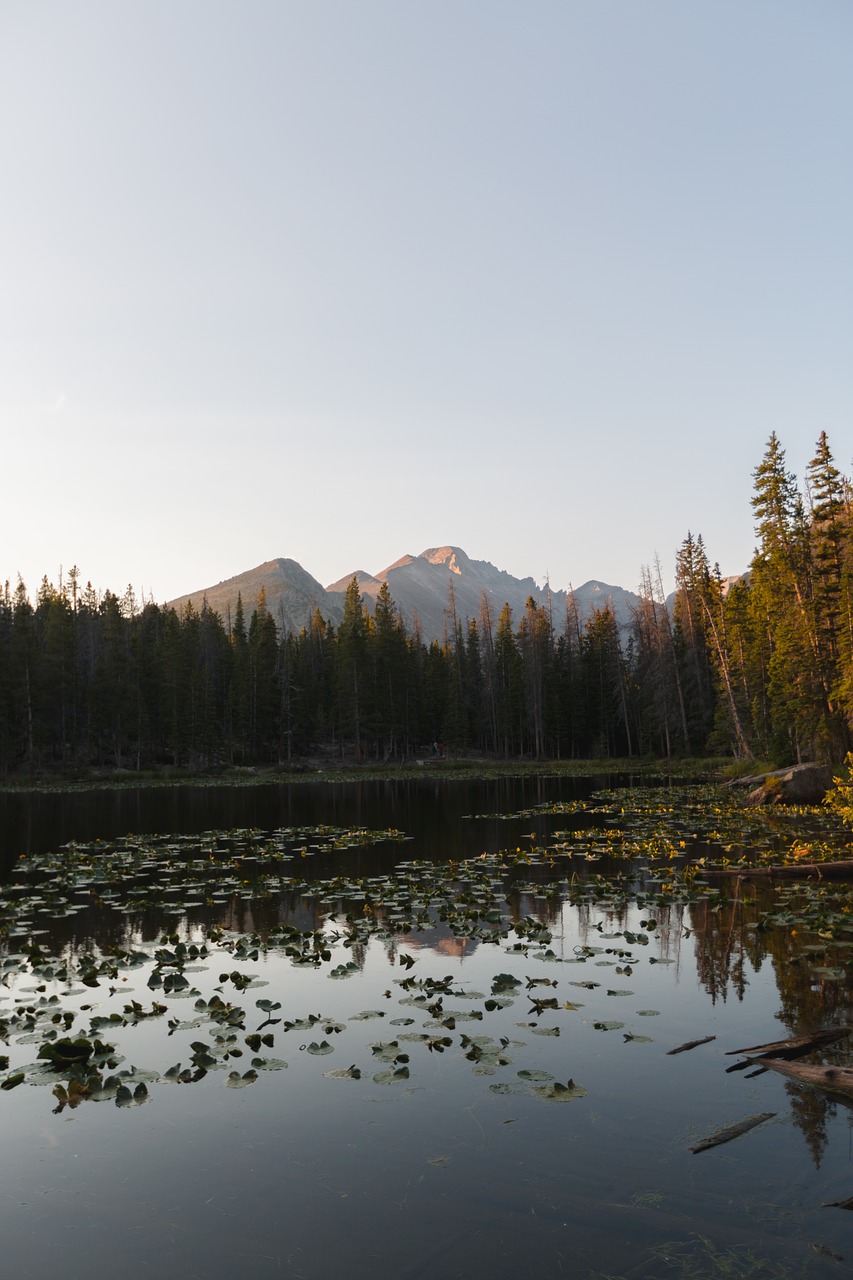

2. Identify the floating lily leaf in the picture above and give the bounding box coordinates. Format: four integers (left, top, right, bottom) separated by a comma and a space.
306, 1041, 334, 1056
492, 974, 523, 994
244, 1033, 275, 1052
533, 1079, 588, 1101
115, 1082, 150, 1107
531, 1026, 560, 1037
593, 1021, 625, 1031
324, 1065, 361, 1080
37, 1037, 98, 1066
225, 1070, 259, 1088
370, 1041, 408, 1063
250, 1057, 288, 1071
372, 1066, 410, 1085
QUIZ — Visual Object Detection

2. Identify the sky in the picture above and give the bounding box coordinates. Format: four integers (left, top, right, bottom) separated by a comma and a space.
1, 1, 851, 606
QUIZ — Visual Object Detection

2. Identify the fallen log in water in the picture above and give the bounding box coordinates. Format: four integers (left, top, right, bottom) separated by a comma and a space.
701, 860, 853, 880
667, 1035, 716, 1056
690, 1111, 776, 1154
726, 1028, 849, 1060
823, 1195, 853, 1211
752, 1058, 853, 1101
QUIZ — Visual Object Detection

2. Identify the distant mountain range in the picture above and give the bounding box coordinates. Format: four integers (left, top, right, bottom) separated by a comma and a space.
168, 546, 645, 644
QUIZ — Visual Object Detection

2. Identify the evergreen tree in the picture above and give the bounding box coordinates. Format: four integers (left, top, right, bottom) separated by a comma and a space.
494, 604, 522, 756
336, 578, 369, 760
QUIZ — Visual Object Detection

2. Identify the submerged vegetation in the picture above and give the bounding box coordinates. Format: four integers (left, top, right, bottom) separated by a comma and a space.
3, 432, 853, 779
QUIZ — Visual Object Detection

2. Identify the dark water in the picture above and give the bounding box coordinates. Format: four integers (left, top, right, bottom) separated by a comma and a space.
1, 777, 853, 1280
0, 773, 610, 869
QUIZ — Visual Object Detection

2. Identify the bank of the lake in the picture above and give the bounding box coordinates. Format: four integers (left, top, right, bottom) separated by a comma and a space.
0, 754, 736, 793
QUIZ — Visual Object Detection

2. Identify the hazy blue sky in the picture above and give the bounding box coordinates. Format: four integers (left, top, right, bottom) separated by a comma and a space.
2, 2, 851, 605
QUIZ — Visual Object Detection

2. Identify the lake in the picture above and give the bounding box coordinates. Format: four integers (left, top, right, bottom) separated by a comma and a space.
2, 773, 853, 1279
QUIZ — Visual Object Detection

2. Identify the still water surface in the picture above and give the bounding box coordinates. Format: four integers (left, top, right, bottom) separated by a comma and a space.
2, 776, 853, 1280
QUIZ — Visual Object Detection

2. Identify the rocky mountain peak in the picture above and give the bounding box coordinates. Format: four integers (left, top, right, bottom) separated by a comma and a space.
169, 545, 645, 645
420, 546, 470, 575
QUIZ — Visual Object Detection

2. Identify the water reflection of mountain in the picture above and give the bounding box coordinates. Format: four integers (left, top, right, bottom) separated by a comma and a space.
391, 921, 479, 961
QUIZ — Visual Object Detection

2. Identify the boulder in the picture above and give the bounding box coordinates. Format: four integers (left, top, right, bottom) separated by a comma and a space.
730, 763, 835, 806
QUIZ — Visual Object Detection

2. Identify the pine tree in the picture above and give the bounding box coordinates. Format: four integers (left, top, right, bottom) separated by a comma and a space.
494, 604, 522, 756
806, 432, 852, 752
336, 578, 368, 760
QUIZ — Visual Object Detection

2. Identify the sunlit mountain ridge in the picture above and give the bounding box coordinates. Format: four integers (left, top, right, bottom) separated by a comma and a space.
168, 545, 644, 644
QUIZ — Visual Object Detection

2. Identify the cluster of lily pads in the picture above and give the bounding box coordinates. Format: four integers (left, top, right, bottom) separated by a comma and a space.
1, 931, 662, 1109
2, 783, 853, 1114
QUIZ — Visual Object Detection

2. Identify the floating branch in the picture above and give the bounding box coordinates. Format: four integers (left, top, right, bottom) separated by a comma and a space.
725, 1028, 848, 1072
701, 860, 853, 880
667, 1035, 716, 1055
752, 1058, 853, 1101
690, 1112, 776, 1154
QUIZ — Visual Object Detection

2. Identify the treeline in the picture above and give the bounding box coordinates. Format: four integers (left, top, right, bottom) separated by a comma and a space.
1, 431, 852, 774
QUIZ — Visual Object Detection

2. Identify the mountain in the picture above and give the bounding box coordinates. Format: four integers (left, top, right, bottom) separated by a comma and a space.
168, 558, 344, 633
168, 546, 643, 643
328, 546, 642, 642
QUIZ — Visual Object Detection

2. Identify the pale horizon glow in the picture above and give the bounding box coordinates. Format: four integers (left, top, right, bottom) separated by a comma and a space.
2, 3, 851, 607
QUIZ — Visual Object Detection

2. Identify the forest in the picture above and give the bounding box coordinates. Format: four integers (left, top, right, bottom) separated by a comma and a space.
1, 431, 852, 776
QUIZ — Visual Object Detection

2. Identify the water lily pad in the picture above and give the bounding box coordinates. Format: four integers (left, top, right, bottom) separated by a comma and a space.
533, 1079, 588, 1101
372, 1066, 410, 1085
225, 1070, 259, 1088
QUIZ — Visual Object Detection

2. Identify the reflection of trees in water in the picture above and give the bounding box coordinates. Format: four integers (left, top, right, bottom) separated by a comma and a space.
785, 1079, 835, 1168
687, 880, 853, 1167
689, 891, 754, 1004
566, 899, 687, 978
689, 883, 853, 1023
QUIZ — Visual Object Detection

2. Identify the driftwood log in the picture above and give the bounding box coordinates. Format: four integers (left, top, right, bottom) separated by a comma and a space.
753, 1058, 853, 1101
700, 860, 853, 880
667, 1035, 716, 1055
689, 1112, 776, 1154
726, 1028, 849, 1059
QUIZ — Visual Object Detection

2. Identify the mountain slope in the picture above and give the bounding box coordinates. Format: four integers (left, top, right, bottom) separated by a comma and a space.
169, 546, 643, 642
168, 558, 343, 633
328, 545, 642, 641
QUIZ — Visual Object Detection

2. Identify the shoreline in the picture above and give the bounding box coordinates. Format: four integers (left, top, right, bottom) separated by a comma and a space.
0, 755, 733, 795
